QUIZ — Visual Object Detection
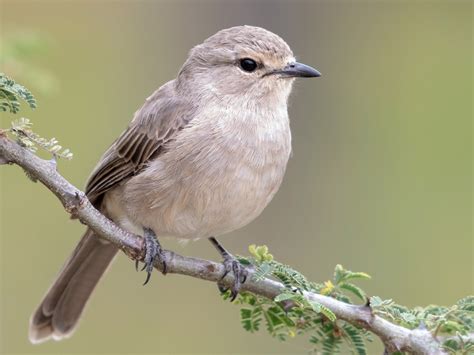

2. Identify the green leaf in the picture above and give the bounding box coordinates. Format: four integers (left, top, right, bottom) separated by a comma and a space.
343, 272, 371, 281
334, 264, 345, 284
306, 300, 336, 322
440, 320, 466, 334
263, 305, 294, 337
333, 264, 371, 286
308, 300, 322, 313
272, 262, 312, 291
9, 117, 74, 160
457, 296, 474, 312
370, 296, 393, 308
322, 335, 342, 355
339, 282, 366, 301
442, 339, 460, 352
0, 73, 36, 113
343, 323, 367, 355
230, 247, 471, 355
274, 292, 297, 303
236, 256, 252, 265
253, 262, 274, 282
240, 307, 262, 333
319, 305, 337, 322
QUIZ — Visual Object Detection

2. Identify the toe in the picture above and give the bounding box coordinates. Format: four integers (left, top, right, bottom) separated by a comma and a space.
220, 258, 247, 301
140, 229, 168, 284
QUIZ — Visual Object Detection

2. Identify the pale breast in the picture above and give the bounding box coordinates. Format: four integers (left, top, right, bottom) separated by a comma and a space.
117, 104, 292, 239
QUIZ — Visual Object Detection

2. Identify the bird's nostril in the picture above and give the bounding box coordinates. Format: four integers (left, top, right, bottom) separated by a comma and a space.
290, 63, 295, 68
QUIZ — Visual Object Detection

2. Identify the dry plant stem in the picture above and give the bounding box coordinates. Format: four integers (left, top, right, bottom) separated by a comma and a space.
0, 135, 465, 354
0, 132, 143, 255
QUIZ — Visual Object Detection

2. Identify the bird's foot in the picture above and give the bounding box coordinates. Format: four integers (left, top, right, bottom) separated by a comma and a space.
135, 228, 167, 285
218, 254, 248, 301
209, 237, 248, 301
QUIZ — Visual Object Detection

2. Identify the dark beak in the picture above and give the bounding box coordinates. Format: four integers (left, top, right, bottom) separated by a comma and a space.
273, 62, 321, 78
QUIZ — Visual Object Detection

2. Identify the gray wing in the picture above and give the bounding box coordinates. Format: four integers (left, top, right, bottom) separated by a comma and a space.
85, 82, 194, 206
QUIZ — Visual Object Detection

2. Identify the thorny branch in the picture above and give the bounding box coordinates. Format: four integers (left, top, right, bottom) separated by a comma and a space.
0, 134, 470, 355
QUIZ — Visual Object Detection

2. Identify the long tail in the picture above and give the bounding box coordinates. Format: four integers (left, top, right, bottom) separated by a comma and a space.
29, 229, 118, 343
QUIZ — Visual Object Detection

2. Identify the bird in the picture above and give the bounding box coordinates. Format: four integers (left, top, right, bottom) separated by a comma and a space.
29, 25, 320, 344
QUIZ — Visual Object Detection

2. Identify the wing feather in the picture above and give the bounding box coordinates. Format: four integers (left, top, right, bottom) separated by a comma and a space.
85, 82, 194, 206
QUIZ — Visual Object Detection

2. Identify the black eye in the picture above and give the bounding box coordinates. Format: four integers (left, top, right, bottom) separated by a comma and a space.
239, 58, 258, 72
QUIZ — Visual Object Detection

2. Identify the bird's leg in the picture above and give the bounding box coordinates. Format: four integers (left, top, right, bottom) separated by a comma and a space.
136, 228, 167, 285
209, 237, 248, 301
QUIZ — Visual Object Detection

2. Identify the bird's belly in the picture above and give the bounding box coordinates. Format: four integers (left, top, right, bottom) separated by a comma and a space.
116, 143, 290, 239
184, 163, 285, 238
160, 156, 287, 238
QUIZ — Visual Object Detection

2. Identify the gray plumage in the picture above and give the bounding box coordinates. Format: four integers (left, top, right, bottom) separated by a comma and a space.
29, 25, 319, 343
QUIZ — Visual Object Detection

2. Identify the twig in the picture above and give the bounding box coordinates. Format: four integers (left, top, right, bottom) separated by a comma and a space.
0, 135, 467, 354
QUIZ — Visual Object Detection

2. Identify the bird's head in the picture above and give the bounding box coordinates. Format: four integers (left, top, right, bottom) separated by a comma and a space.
177, 26, 320, 103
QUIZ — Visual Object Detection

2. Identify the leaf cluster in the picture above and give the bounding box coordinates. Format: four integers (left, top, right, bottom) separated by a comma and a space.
230, 246, 373, 354
370, 295, 474, 354
9, 118, 73, 160
0, 73, 36, 113
227, 245, 473, 355
1, 73, 73, 160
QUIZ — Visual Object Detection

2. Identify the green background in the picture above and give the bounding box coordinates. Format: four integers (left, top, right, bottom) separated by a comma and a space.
1, 0, 472, 354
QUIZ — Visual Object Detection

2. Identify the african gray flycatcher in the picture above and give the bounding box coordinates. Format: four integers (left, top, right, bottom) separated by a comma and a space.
29, 25, 320, 343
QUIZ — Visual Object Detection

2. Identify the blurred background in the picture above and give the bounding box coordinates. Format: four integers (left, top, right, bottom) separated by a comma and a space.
1, 0, 472, 354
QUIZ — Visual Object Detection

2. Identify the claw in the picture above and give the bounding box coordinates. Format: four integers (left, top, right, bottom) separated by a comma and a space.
218, 284, 229, 294
143, 271, 152, 286
220, 269, 230, 281
138, 228, 167, 285
218, 254, 248, 301
209, 237, 248, 301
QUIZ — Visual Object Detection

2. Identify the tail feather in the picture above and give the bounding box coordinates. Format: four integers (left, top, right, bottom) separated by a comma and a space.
29, 229, 118, 343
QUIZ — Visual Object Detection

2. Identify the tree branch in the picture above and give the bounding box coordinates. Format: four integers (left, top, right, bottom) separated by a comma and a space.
0, 134, 465, 354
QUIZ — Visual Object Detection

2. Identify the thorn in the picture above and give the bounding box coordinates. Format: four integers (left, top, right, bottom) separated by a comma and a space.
74, 191, 86, 206
48, 156, 57, 170
394, 342, 402, 352
66, 192, 86, 216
